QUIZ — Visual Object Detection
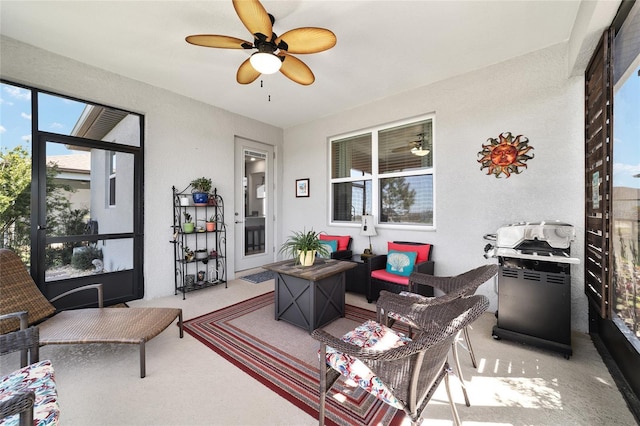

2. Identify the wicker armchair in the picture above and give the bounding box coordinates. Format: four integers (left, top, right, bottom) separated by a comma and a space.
0, 248, 183, 378
311, 294, 489, 426
0, 311, 59, 426
376, 264, 499, 406
367, 241, 434, 302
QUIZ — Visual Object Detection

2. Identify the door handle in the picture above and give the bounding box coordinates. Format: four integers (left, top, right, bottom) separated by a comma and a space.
235, 221, 243, 224
37, 225, 47, 230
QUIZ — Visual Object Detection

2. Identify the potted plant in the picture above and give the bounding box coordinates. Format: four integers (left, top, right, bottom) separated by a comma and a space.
206, 215, 216, 232
190, 177, 212, 206
279, 229, 329, 266
182, 212, 194, 233
195, 249, 209, 263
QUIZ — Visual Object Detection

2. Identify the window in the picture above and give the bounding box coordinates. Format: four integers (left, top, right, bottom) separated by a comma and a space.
612, 2, 640, 340
330, 116, 434, 227
108, 151, 116, 206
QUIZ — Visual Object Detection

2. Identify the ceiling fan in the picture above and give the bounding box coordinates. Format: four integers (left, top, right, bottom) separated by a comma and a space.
393, 133, 431, 157
185, 0, 336, 86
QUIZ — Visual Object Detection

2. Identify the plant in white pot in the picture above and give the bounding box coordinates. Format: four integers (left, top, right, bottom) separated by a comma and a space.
190, 177, 212, 206
279, 229, 329, 266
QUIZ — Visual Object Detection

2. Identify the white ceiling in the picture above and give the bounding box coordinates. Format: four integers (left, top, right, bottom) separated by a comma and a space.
1, 1, 588, 129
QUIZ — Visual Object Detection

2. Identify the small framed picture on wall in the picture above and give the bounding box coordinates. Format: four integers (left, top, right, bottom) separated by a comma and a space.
296, 178, 310, 198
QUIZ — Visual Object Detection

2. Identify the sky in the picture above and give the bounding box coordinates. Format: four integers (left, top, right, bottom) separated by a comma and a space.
0, 82, 86, 156
613, 65, 640, 189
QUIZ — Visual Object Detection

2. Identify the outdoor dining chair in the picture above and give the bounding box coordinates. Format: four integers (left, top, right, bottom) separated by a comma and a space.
376, 264, 499, 406
312, 294, 489, 426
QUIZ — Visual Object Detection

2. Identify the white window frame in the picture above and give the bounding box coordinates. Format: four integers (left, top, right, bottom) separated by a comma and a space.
328, 114, 436, 231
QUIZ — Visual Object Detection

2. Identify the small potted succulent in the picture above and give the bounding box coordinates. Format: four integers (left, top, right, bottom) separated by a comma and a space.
182, 212, 194, 233
190, 177, 212, 206
206, 215, 216, 232
279, 229, 329, 266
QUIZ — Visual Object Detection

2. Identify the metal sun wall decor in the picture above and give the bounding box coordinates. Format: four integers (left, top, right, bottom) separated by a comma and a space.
477, 132, 534, 178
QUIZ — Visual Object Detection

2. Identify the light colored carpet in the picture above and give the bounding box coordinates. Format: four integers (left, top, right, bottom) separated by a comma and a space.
1, 276, 636, 425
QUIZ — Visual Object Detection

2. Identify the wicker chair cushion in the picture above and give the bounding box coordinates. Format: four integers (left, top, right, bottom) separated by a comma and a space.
0, 360, 59, 426
323, 320, 411, 409
319, 235, 351, 251
371, 269, 409, 285
0, 250, 55, 334
388, 242, 431, 263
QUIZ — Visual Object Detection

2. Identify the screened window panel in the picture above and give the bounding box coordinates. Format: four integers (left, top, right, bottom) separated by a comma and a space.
379, 120, 432, 174
38, 93, 141, 147
332, 181, 372, 222
380, 175, 433, 225
331, 134, 372, 179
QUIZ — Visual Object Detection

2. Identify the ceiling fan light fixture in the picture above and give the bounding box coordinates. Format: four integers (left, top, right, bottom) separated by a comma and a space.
411, 147, 430, 157
250, 52, 282, 74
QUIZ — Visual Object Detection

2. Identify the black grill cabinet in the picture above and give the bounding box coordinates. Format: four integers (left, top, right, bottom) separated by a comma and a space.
492, 257, 572, 358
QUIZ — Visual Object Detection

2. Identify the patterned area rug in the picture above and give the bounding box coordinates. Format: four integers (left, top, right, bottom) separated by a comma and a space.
183, 292, 404, 426
239, 270, 275, 283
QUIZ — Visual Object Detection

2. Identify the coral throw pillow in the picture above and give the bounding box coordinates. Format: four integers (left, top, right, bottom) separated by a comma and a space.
320, 234, 350, 251
388, 242, 431, 263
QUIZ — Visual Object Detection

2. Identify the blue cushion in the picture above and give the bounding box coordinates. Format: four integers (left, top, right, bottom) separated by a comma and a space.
319, 239, 338, 258
385, 250, 417, 277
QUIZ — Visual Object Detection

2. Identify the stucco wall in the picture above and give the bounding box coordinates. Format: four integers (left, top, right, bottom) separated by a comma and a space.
283, 43, 588, 332
1, 36, 283, 299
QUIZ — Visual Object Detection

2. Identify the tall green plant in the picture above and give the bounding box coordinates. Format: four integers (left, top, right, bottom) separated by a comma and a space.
279, 229, 329, 262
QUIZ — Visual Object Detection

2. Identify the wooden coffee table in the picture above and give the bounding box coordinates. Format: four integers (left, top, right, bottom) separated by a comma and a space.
263, 259, 356, 333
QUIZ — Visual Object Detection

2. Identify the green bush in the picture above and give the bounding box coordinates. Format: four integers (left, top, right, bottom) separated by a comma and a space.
71, 246, 103, 270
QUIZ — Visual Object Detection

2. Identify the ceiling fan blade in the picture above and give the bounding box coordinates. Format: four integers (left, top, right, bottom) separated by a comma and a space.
186, 34, 253, 49
391, 141, 420, 152
233, 0, 273, 41
237, 58, 261, 84
275, 28, 337, 54
392, 147, 409, 153
278, 52, 314, 85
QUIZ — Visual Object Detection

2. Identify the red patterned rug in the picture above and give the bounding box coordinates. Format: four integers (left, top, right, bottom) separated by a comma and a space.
183, 291, 404, 426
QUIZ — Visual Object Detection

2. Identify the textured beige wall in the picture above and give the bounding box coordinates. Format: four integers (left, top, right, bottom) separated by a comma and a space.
283, 42, 587, 332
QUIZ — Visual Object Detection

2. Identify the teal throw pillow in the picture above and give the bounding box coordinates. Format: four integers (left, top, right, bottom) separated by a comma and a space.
386, 250, 418, 277
319, 239, 338, 258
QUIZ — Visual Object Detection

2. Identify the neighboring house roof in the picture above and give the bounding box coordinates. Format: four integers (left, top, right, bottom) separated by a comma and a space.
47, 153, 90, 175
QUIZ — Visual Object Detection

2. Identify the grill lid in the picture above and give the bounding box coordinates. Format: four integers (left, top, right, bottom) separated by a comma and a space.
495, 221, 575, 249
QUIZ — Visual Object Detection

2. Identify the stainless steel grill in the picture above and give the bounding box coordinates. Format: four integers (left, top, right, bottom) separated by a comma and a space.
484, 221, 580, 265
487, 220, 579, 358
